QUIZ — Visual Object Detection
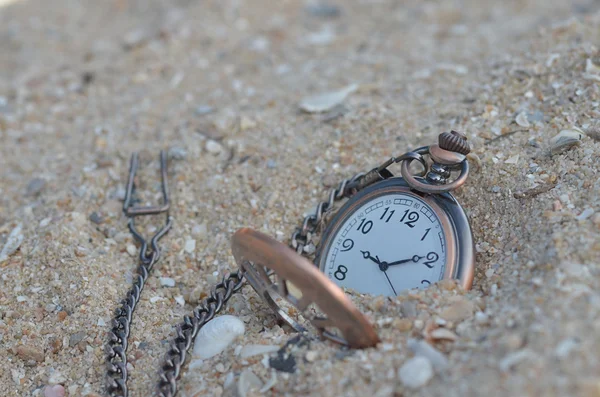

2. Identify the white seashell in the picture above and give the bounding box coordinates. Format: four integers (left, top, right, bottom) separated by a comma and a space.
436, 63, 468, 75
159, 277, 175, 287
239, 344, 280, 359
583, 59, 600, 81
515, 112, 530, 128
550, 128, 583, 155
407, 339, 449, 373
429, 328, 458, 341
237, 369, 263, 397
545, 53, 560, 67
299, 84, 358, 113
586, 59, 600, 74
504, 155, 519, 165
499, 349, 532, 371
398, 356, 434, 389
259, 372, 277, 393
0, 224, 23, 264
554, 337, 579, 358
576, 208, 595, 221
192, 315, 245, 360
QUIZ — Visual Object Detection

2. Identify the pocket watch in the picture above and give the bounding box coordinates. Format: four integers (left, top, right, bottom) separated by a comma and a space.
293, 130, 475, 296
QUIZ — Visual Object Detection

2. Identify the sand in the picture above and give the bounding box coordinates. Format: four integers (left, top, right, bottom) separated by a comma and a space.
1, 0, 600, 396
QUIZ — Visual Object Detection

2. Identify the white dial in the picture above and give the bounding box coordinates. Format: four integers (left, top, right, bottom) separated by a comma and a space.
321, 191, 447, 296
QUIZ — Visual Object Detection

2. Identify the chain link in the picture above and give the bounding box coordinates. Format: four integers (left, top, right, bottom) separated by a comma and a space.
105, 152, 172, 397
156, 272, 245, 397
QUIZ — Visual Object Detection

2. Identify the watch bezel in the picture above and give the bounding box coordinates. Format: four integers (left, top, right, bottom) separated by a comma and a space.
315, 177, 475, 292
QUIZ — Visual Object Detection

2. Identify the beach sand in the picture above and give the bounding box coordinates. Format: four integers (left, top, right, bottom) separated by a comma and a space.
1, 0, 600, 396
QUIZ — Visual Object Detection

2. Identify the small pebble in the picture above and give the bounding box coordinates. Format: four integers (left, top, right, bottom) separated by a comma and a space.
429, 328, 457, 341
299, 84, 357, 113
25, 177, 46, 197
184, 238, 196, 254
0, 224, 24, 263
126, 244, 137, 257
192, 224, 207, 238
123, 29, 149, 49
240, 344, 281, 359
306, 3, 341, 18
407, 339, 449, 372
195, 105, 214, 116
398, 356, 434, 389
89, 212, 104, 224
576, 208, 594, 221
16, 344, 45, 363
439, 297, 475, 322
550, 128, 583, 155
305, 351, 318, 362
240, 116, 257, 131
44, 385, 65, 397
174, 295, 185, 306
205, 140, 223, 154
554, 338, 579, 358
168, 146, 187, 160
159, 277, 175, 287
499, 349, 532, 371
237, 369, 263, 397
48, 371, 67, 385
69, 331, 86, 347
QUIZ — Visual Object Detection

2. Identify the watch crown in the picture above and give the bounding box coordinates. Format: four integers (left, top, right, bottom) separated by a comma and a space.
438, 130, 470, 155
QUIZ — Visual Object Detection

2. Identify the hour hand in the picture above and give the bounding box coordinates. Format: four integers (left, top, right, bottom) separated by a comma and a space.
360, 250, 381, 265
387, 255, 424, 267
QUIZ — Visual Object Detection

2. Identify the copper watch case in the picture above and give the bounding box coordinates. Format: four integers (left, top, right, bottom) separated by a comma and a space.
316, 177, 475, 291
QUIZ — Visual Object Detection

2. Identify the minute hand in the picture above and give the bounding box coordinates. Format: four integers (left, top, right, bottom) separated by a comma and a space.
386, 255, 424, 267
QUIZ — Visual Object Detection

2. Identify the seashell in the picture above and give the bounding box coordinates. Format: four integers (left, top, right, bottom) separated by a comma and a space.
436, 63, 468, 75
429, 328, 458, 341
299, 84, 358, 113
398, 356, 434, 389
237, 369, 263, 397
259, 372, 278, 393
239, 344, 281, 359
407, 339, 449, 373
515, 112, 530, 128
550, 128, 583, 155
0, 224, 23, 264
192, 315, 245, 360
504, 155, 519, 165
584, 59, 600, 81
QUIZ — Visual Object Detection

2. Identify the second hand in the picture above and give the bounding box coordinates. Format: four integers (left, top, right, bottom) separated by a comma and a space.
383, 270, 397, 295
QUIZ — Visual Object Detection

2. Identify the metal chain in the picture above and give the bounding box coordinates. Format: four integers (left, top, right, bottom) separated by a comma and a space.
105, 152, 172, 397
290, 172, 365, 254
156, 272, 245, 397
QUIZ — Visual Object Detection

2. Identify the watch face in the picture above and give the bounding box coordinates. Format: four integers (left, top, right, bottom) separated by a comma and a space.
318, 180, 461, 296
